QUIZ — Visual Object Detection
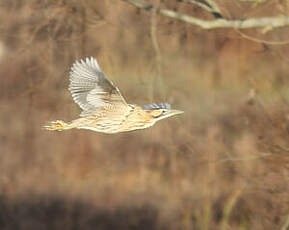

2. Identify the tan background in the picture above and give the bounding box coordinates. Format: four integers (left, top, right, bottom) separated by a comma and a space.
0, 0, 289, 229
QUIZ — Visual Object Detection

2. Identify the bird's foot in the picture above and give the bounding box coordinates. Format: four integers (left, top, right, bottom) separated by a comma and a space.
43, 120, 68, 131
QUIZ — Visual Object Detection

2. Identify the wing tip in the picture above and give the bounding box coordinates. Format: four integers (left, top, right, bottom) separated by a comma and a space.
71, 56, 101, 71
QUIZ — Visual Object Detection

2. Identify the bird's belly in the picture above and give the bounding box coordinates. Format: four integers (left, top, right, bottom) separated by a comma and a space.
75, 116, 124, 134
78, 121, 155, 134
77, 126, 119, 134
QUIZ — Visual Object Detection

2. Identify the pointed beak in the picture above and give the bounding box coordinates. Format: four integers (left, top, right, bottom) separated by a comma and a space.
154, 109, 184, 121
169, 109, 184, 116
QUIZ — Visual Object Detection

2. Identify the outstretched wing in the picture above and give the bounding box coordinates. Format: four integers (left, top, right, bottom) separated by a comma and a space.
141, 103, 171, 110
69, 57, 128, 117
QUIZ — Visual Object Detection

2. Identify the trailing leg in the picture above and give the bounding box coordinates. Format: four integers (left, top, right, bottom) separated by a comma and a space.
43, 120, 73, 131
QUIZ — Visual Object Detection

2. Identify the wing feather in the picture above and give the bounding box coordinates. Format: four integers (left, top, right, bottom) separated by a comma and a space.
69, 57, 128, 117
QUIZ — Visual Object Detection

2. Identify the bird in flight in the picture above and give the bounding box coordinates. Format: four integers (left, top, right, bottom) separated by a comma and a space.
44, 57, 183, 134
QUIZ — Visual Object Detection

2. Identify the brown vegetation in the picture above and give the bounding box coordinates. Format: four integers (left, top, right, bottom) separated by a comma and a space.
0, 0, 289, 229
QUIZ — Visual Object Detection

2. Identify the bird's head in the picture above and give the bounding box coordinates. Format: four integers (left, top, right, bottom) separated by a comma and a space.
142, 103, 183, 122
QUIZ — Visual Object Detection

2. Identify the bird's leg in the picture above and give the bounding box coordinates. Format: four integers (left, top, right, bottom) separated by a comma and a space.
43, 120, 71, 131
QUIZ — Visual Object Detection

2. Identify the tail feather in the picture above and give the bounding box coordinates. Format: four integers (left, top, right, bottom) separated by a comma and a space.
43, 120, 72, 131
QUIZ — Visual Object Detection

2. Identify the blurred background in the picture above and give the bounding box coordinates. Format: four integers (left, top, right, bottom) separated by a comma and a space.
0, 0, 289, 229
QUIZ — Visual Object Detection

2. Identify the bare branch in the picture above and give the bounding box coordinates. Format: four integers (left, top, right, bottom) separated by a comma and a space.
178, 0, 224, 18
121, 0, 289, 30
179, 0, 212, 12
205, 0, 222, 15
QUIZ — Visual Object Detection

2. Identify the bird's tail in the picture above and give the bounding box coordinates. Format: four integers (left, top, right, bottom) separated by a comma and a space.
43, 120, 73, 131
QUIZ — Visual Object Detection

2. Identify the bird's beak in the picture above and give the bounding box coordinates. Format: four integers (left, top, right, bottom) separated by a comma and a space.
169, 110, 184, 116
154, 109, 184, 121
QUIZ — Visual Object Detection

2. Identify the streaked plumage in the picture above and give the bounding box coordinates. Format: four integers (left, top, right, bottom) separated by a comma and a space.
44, 57, 183, 134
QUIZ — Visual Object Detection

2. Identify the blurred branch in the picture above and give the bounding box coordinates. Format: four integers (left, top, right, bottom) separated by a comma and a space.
281, 214, 289, 230
238, 0, 267, 2
150, 0, 163, 99
150, 0, 162, 76
121, 0, 289, 30
221, 190, 242, 230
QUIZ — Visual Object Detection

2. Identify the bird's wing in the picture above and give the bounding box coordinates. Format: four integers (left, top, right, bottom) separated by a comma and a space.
69, 57, 128, 117
141, 103, 171, 110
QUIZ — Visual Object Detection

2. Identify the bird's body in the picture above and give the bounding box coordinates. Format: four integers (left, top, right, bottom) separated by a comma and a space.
44, 57, 183, 134
55, 105, 155, 134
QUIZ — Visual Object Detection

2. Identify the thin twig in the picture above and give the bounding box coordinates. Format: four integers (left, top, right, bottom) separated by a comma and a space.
236, 30, 289, 45
121, 0, 289, 30
215, 152, 274, 165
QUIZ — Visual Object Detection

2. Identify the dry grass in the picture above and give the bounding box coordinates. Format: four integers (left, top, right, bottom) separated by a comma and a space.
0, 0, 289, 229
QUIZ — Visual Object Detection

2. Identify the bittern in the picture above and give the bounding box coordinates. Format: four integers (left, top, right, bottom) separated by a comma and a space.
44, 57, 183, 134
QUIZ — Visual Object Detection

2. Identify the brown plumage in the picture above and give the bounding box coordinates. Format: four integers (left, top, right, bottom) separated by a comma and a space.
44, 57, 183, 134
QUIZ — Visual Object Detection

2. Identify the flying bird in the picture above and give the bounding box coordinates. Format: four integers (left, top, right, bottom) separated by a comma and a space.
44, 57, 183, 134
